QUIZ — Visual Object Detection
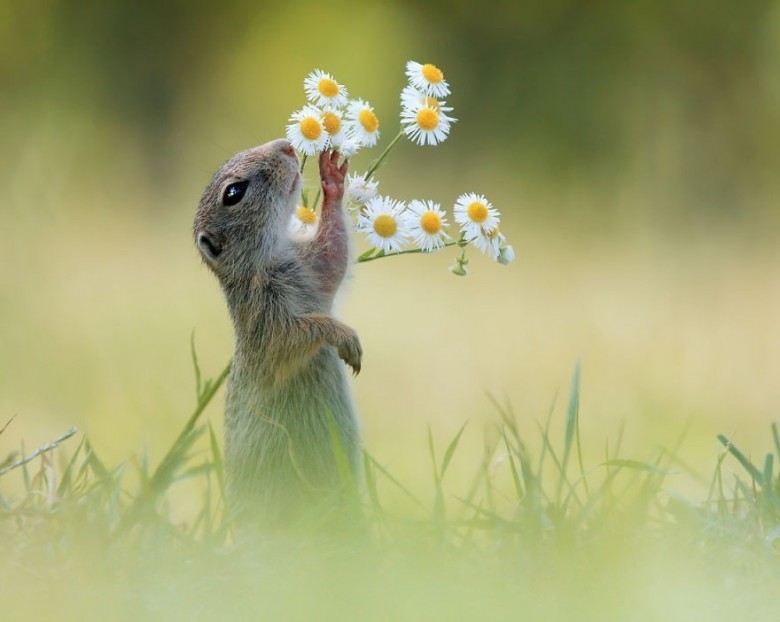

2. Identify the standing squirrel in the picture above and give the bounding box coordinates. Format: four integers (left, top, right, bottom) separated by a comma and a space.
194, 139, 362, 528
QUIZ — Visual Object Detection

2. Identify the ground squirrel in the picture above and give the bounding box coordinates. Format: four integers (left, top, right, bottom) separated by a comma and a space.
194, 140, 362, 528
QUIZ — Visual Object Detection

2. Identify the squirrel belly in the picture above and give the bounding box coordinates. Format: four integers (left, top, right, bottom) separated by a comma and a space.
225, 345, 361, 526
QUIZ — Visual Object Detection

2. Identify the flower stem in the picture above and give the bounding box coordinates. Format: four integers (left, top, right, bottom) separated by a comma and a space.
300, 153, 308, 174
364, 130, 404, 181
356, 241, 460, 264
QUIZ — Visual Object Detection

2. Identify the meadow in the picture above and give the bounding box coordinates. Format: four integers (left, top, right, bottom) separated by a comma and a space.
2, 354, 780, 621
2, 2, 780, 619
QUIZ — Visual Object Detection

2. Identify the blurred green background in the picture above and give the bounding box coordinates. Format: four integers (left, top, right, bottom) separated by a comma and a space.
2, 0, 780, 507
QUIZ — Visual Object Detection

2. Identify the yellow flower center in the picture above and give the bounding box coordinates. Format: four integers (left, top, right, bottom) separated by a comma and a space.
322, 111, 341, 135
420, 211, 442, 234
422, 63, 444, 84
373, 214, 397, 238
424, 96, 441, 110
467, 201, 489, 223
300, 117, 322, 140
318, 78, 340, 98
359, 109, 379, 133
416, 108, 439, 131
296, 207, 318, 225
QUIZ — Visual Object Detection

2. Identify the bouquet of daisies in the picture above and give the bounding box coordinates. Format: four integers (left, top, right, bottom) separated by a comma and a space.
285, 61, 515, 275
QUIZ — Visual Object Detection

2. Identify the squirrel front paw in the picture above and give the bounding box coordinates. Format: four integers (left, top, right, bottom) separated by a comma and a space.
335, 327, 362, 376
319, 149, 348, 202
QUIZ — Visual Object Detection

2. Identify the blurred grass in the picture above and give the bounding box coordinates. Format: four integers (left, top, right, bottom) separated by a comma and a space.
2, 364, 780, 621
2, 0, 780, 560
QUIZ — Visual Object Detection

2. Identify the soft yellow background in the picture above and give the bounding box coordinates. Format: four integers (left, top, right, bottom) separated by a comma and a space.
2, 1, 780, 504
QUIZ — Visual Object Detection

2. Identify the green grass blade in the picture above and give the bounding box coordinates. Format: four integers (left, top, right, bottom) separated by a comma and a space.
503, 433, 524, 500
440, 422, 468, 481
190, 331, 203, 400
362, 450, 383, 514
84, 439, 110, 480
57, 435, 86, 496
147, 362, 230, 494
558, 360, 581, 504
718, 434, 763, 486
603, 459, 669, 474
427, 425, 439, 485
0, 427, 78, 479
364, 453, 428, 515
0, 415, 16, 436
177, 463, 213, 482
208, 422, 225, 502
762, 452, 773, 489
325, 409, 357, 495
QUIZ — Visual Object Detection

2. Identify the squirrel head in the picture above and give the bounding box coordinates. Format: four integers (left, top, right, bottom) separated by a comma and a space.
194, 139, 301, 284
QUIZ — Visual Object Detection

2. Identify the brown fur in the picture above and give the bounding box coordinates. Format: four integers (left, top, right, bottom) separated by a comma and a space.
193, 140, 362, 529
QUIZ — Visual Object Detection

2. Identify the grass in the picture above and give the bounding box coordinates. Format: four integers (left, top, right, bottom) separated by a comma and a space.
1, 357, 779, 622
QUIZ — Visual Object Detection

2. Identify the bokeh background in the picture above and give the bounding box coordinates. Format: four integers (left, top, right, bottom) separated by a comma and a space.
2, 1, 780, 505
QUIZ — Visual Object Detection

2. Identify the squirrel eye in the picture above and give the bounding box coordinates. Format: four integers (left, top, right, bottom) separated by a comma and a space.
223, 180, 249, 206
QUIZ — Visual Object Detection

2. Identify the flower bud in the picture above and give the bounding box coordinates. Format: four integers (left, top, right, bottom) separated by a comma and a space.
449, 262, 468, 276
497, 245, 515, 266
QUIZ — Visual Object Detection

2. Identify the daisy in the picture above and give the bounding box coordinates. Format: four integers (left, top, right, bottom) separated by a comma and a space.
345, 99, 380, 147
320, 108, 346, 148
405, 61, 451, 98
288, 206, 319, 240
286, 105, 328, 155
470, 227, 504, 260
406, 200, 450, 251
356, 195, 410, 254
453, 192, 500, 240
303, 69, 349, 109
400, 85, 453, 114
338, 133, 363, 158
498, 244, 516, 265
346, 173, 379, 206
400, 99, 456, 146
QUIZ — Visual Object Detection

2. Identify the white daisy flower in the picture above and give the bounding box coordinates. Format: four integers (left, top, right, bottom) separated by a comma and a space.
303, 69, 349, 109
338, 133, 363, 158
288, 206, 319, 241
406, 200, 450, 252
356, 195, 410, 254
470, 228, 504, 260
400, 99, 456, 146
498, 244, 515, 265
346, 173, 379, 206
400, 85, 453, 114
453, 192, 500, 240
321, 108, 346, 148
405, 61, 451, 98
286, 105, 328, 155
345, 99, 380, 147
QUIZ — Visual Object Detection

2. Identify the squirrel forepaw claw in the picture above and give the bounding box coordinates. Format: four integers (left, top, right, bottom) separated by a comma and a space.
337, 331, 362, 377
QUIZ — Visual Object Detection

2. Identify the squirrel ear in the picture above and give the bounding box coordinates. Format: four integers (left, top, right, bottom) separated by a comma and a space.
197, 231, 223, 264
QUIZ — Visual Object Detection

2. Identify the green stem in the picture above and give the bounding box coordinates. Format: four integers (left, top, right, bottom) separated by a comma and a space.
300, 153, 308, 174
162, 361, 231, 469
116, 360, 231, 534
357, 241, 460, 263
364, 130, 404, 181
